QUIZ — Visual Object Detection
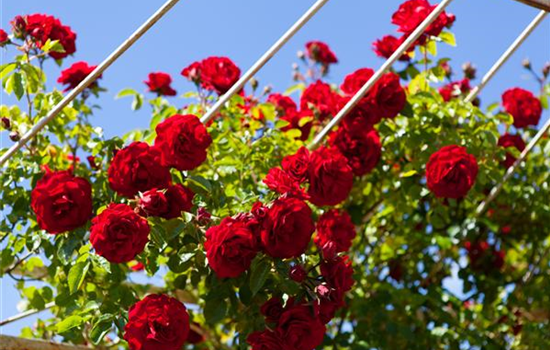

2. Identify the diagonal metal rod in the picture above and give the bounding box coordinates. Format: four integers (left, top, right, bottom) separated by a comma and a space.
200, 0, 330, 124
475, 118, 550, 216
465, 10, 547, 103
308, 0, 456, 149
0, 302, 55, 327
0, 0, 181, 168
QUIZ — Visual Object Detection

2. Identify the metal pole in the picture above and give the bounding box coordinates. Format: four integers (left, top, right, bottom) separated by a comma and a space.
475, 118, 550, 216
200, 0, 330, 124
308, 0, 456, 149
465, 10, 547, 103
0, 302, 54, 327
0, 335, 105, 350
0, 0, 181, 168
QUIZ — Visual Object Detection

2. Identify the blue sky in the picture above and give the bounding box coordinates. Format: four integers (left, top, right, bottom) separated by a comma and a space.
1, 0, 549, 337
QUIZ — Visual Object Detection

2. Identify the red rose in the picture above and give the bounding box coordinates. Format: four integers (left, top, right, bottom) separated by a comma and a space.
317, 256, 354, 323
426, 145, 478, 199
247, 330, 285, 350
372, 35, 411, 61
57, 61, 99, 92
307, 147, 354, 207
280, 110, 314, 141
90, 203, 150, 263
305, 41, 338, 65
198, 56, 241, 95
138, 189, 169, 217
502, 88, 542, 128
154, 114, 212, 171
392, 0, 455, 41
0, 29, 8, 45
31, 170, 92, 234
329, 125, 381, 176
314, 210, 356, 258
300, 81, 342, 121
439, 79, 471, 102
465, 241, 505, 273
261, 297, 285, 324
268, 93, 298, 116
144, 72, 177, 96
260, 197, 315, 259
282, 147, 310, 183
289, 264, 307, 283
498, 133, 526, 169
87, 155, 99, 170
124, 294, 190, 350
204, 217, 259, 278
263, 167, 306, 199
186, 323, 205, 344
181, 62, 202, 84
341, 68, 406, 121
25, 14, 76, 59
275, 303, 326, 350
108, 142, 171, 198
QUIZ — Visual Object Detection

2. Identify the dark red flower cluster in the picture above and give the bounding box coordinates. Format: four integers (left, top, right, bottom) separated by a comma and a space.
16, 14, 76, 59
426, 145, 478, 199
264, 146, 354, 207
498, 133, 526, 169
31, 170, 92, 234
181, 56, 241, 95
465, 241, 505, 274
329, 123, 381, 176
248, 299, 326, 350
90, 203, 150, 263
205, 197, 315, 278
300, 80, 342, 122
439, 79, 471, 102
317, 256, 355, 323
124, 294, 190, 350
268, 93, 312, 141
373, 0, 455, 59
314, 210, 356, 260
144, 72, 177, 96
305, 41, 338, 66
57, 61, 100, 92
502, 87, 542, 129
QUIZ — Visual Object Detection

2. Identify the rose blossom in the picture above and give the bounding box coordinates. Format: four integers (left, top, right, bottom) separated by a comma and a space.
502, 87, 542, 128
314, 210, 356, 258
90, 203, 150, 263
154, 114, 212, 171
305, 41, 338, 65
0, 29, 8, 45
439, 79, 471, 102
307, 146, 354, 207
426, 145, 478, 199
391, 0, 455, 41
137, 184, 194, 219
31, 170, 92, 234
300, 81, 342, 121
263, 167, 306, 199
247, 330, 285, 350
275, 303, 326, 350
124, 294, 190, 350
57, 61, 100, 92
23, 14, 76, 59
204, 217, 259, 278
329, 125, 382, 176
108, 142, 171, 198
144, 72, 177, 96
260, 197, 315, 259
182, 56, 241, 95
281, 147, 310, 184
372, 35, 411, 61
497, 133, 526, 169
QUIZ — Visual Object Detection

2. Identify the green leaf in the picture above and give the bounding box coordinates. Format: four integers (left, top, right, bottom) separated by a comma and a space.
68, 260, 90, 294
439, 31, 456, 46
10, 72, 24, 100
115, 88, 137, 99
204, 297, 227, 325
56, 315, 84, 333
249, 258, 271, 296
90, 314, 114, 345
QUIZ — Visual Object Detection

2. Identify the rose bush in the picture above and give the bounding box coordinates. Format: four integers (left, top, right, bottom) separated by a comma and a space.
1, 1, 549, 349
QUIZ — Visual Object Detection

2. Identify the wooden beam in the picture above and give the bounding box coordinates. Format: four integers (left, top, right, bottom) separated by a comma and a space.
0, 335, 104, 350
512, 0, 550, 11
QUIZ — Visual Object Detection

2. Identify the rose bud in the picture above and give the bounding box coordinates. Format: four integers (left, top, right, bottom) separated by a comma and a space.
1, 117, 11, 130
262, 85, 272, 95
297, 50, 306, 60
462, 62, 477, 80
289, 264, 307, 283
9, 131, 20, 142
11, 15, 27, 39
87, 155, 99, 170
197, 207, 211, 225
521, 58, 531, 70
250, 77, 259, 92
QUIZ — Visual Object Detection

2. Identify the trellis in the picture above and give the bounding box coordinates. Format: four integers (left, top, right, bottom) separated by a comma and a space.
1, 0, 549, 349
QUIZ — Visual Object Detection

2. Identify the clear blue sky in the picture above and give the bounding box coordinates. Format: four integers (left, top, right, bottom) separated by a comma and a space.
1, 0, 549, 337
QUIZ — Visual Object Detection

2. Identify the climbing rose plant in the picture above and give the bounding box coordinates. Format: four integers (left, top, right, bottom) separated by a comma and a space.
1, 2, 550, 349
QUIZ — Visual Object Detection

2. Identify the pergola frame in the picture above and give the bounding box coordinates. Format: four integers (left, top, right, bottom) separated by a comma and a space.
1, 0, 549, 349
